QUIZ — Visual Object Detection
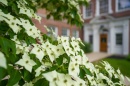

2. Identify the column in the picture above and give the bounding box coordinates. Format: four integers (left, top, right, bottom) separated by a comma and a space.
92, 25, 99, 52
109, 22, 115, 54
109, 0, 113, 14
123, 20, 129, 55
95, 0, 99, 16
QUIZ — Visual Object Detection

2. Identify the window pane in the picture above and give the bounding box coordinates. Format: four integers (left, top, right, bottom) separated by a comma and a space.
62, 28, 68, 36
85, 3, 92, 17
116, 33, 123, 45
72, 30, 79, 38
99, 0, 108, 14
118, 0, 130, 10
89, 35, 93, 44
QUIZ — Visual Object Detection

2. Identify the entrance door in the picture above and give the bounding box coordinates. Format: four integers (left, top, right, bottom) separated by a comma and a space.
100, 34, 107, 52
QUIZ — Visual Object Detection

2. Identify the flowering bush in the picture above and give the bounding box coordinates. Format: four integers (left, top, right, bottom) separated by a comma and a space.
0, 0, 130, 86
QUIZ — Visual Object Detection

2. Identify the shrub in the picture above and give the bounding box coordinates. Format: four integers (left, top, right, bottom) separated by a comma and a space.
80, 42, 92, 53
126, 54, 130, 61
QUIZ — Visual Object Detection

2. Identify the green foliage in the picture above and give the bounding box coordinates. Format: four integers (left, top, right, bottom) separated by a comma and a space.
80, 42, 92, 53
35, 0, 89, 27
126, 54, 130, 61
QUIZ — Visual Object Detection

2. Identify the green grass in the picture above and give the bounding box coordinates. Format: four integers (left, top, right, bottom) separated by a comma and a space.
94, 58, 130, 77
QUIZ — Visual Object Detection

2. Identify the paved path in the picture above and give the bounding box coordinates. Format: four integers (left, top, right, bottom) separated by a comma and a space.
86, 52, 130, 86
86, 52, 112, 62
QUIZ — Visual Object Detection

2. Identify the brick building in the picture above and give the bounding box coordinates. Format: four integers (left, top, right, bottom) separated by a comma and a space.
82, 0, 130, 55
33, 9, 83, 39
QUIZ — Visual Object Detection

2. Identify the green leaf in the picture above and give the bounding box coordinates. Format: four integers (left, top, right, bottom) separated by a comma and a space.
23, 69, 34, 82
0, 79, 8, 86
79, 66, 86, 79
56, 56, 63, 66
34, 78, 49, 86
0, 37, 16, 63
82, 66, 92, 76
7, 66, 21, 86
0, 67, 7, 81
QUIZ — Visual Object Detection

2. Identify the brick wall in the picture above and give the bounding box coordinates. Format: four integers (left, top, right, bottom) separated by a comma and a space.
33, 9, 82, 39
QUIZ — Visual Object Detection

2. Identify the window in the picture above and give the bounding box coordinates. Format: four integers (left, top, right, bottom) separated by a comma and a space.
99, 0, 109, 14
89, 35, 93, 44
118, 0, 130, 11
72, 30, 79, 38
61, 28, 69, 36
85, 3, 92, 17
116, 33, 123, 45
47, 26, 58, 37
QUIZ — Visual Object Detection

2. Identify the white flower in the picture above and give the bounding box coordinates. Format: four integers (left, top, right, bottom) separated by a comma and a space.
42, 70, 59, 86
44, 40, 55, 62
0, 12, 22, 33
23, 82, 33, 86
0, 52, 7, 69
51, 44, 65, 58
76, 38, 85, 46
70, 38, 80, 52
102, 61, 115, 78
30, 44, 45, 61
70, 55, 82, 65
3, 17, 21, 33
0, 0, 8, 6
117, 69, 125, 83
86, 75, 97, 86
63, 45, 75, 56
75, 76, 86, 86
35, 65, 45, 77
56, 74, 77, 86
82, 55, 95, 72
68, 61, 80, 76
60, 36, 70, 45
15, 53, 36, 72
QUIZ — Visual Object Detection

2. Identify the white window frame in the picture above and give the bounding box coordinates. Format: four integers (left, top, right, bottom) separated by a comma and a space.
61, 28, 70, 37
83, 2, 93, 19
115, 33, 123, 45
95, 0, 112, 16
72, 30, 79, 38
116, 0, 130, 12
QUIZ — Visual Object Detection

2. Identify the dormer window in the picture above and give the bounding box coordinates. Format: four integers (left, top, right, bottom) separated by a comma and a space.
99, 0, 109, 14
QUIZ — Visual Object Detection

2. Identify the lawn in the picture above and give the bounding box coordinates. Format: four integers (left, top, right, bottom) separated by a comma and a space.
94, 57, 130, 77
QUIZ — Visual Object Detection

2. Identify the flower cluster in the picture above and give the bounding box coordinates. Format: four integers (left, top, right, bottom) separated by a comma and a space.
0, 0, 130, 86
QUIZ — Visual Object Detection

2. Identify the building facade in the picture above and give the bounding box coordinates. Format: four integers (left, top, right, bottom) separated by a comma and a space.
82, 0, 130, 55
33, 9, 83, 39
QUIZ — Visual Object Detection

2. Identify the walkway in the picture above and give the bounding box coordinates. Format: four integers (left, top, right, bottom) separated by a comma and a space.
86, 52, 112, 62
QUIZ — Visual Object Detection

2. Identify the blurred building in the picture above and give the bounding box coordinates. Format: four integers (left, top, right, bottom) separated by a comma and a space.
32, 9, 83, 39
82, 0, 130, 55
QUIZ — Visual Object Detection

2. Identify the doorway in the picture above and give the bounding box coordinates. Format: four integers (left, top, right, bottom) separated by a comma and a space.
100, 34, 107, 52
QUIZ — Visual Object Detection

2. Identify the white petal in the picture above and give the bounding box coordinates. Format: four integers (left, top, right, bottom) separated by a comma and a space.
0, 0, 8, 5
0, 52, 7, 69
